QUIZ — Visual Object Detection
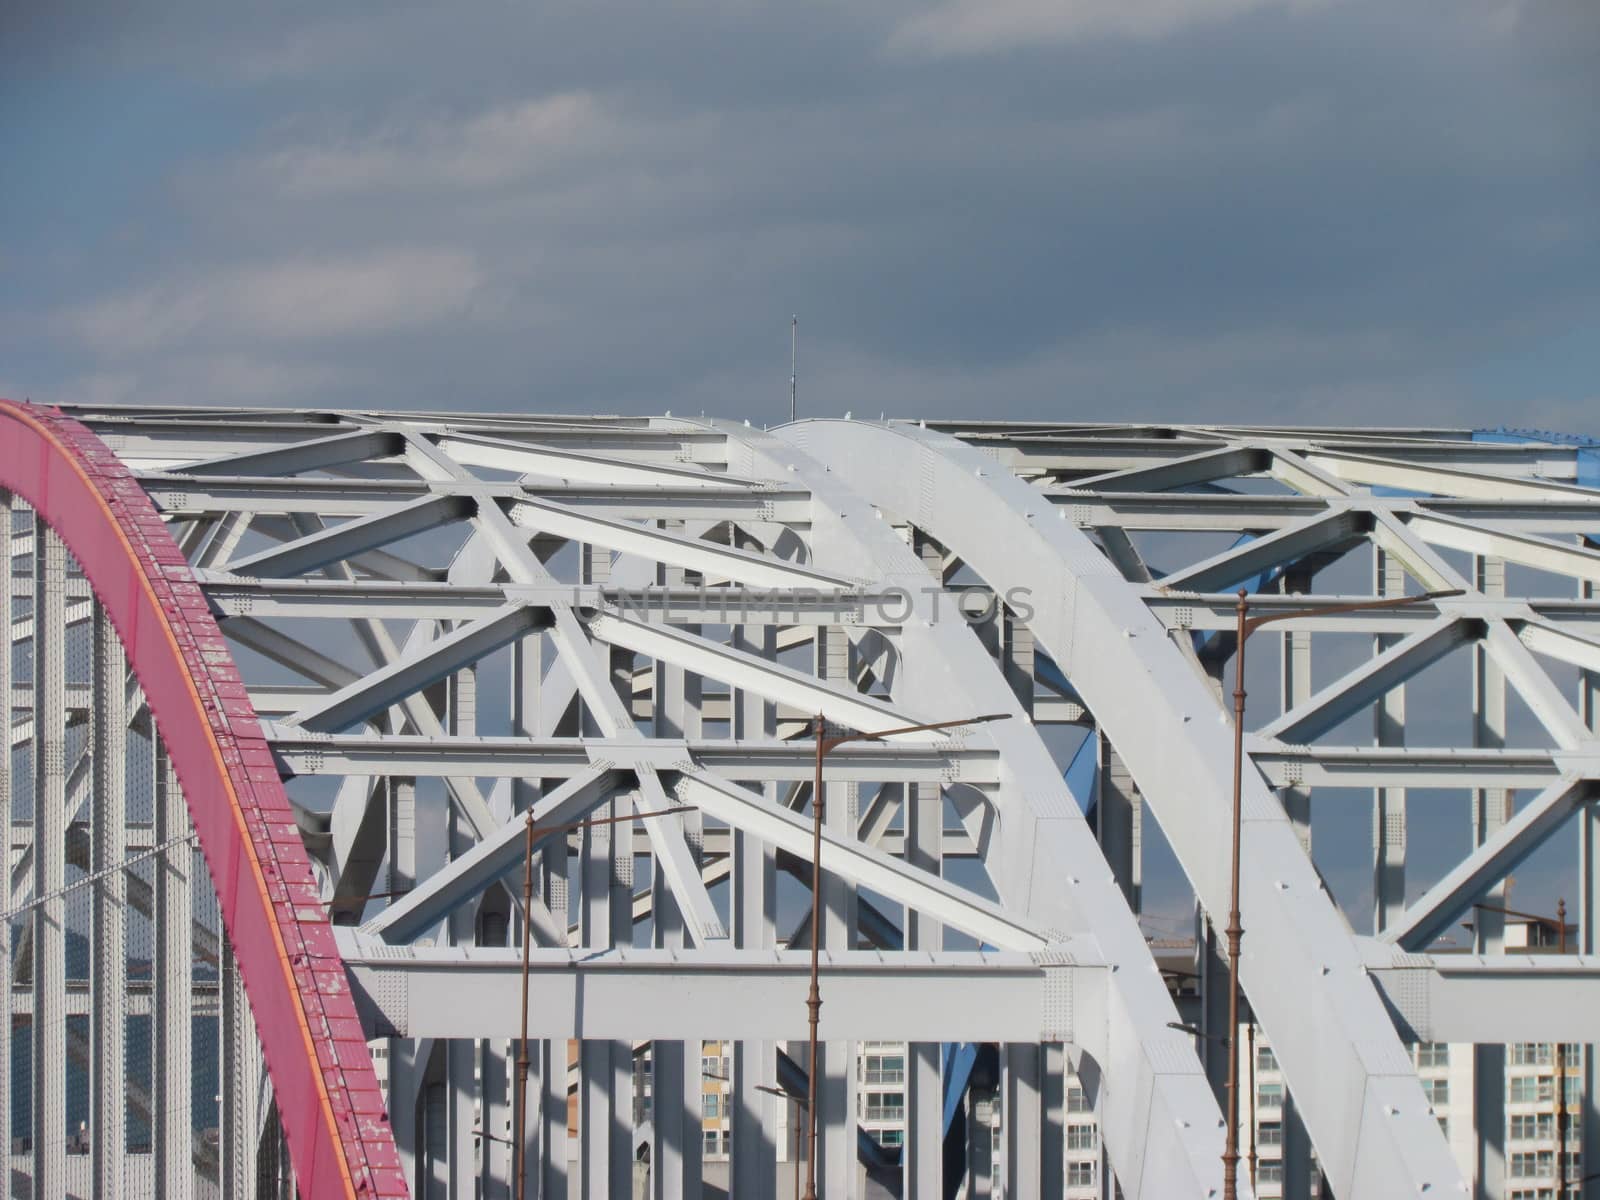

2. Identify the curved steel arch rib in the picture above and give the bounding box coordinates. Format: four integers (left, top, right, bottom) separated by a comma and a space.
791, 418, 1465, 1200
0, 400, 407, 1200
708, 417, 1230, 1198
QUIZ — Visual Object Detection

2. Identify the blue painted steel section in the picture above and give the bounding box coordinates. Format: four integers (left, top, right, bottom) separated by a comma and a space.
1474, 427, 1600, 492
942, 1042, 980, 1138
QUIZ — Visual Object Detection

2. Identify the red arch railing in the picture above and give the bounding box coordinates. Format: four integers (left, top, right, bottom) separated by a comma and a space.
0, 400, 407, 1199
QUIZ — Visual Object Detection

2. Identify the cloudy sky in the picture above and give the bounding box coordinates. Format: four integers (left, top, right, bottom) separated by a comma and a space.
2, 0, 1596, 428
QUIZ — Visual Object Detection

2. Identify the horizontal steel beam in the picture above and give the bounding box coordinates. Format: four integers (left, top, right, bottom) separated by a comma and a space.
1248, 741, 1562, 790
268, 729, 995, 785
202, 577, 900, 625
337, 930, 1095, 1042
1364, 944, 1600, 1043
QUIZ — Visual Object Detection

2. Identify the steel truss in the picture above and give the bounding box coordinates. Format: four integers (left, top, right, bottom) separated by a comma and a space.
4, 399, 1600, 1198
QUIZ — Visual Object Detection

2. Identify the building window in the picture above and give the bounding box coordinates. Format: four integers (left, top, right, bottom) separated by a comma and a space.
1067, 1086, 1091, 1114
1512, 1114, 1554, 1141
1067, 1161, 1096, 1187
702, 1094, 721, 1119
1257, 1083, 1283, 1110
1511, 1077, 1555, 1104
876, 1129, 903, 1148
1513, 1044, 1552, 1067
1422, 1079, 1449, 1108
1510, 1150, 1554, 1178
864, 1054, 905, 1085
1257, 1160, 1283, 1184
866, 1092, 904, 1123
1257, 1121, 1282, 1147
1067, 1123, 1096, 1151
1416, 1043, 1449, 1069
1256, 1044, 1278, 1073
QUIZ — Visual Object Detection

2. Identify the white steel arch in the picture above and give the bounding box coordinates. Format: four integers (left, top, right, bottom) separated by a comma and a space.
792, 419, 1463, 1198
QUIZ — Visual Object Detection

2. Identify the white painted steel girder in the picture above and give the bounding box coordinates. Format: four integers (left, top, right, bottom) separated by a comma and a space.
712, 419, 1233, 1200
339, 928, 1095, 1043
793, 419, 1465, 1200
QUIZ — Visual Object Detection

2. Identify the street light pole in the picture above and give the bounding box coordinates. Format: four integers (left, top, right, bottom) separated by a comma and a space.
1221, 586, 1461, 1200
801, 710, 1010, 1200
513, 803, 691, 1200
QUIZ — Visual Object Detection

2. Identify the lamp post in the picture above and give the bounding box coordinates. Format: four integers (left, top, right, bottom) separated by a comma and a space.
802, 711, 1010, 1200
1221, 586, 1462, 1200
514, 803, 692, 1200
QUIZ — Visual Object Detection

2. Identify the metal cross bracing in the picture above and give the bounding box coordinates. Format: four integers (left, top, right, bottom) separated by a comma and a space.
5, 400, 1600, 1199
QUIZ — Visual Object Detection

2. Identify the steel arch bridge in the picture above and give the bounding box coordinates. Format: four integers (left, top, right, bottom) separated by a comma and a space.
3, 398, 1600, 1200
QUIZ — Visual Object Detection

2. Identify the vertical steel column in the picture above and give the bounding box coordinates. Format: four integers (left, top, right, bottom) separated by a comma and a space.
1096, 740, 1142, 912
90, 606, 127, 1199
906, 777, 945, 1196
1373, 549, 1408, 933
730, 622, 777, 1197
220, 936, 261, 1199
653, 532, 703, 1199
817, 624, 858, 1199
32, 517, 68, 1198
1579, 568, 1600, 1198
1473, 554, 1509, 1200
967, 1087, 993, 1199
1278, 572, 1313, 852
1041, 1043, 1066, 1199
1198, 923, 1231, 1104
387, 777, 422, 1191
446, 811, 481, 1198
1004, 1044, 1043, 1200
579, 806, 632, 1200
153, 740, 194, 1199
512, 631, 569, 1200
446, 666, 483, 1199
0, 493, 12, 1200
1000, 601, 1035, 709
1278, 572, 1315, 1200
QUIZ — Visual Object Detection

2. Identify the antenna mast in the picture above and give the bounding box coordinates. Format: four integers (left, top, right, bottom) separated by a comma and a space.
790, 315, 797, 423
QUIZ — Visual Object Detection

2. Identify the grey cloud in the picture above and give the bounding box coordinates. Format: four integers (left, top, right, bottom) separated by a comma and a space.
1, 0, 1595, 428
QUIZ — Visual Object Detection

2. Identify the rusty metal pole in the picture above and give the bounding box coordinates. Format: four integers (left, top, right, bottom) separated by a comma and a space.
515, 810, 534, 1200
1223, 588, 1249, 1200
804, 713, 825, 1200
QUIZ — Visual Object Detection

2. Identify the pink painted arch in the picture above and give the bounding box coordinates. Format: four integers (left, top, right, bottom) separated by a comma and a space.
0, 400, 407, 1199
